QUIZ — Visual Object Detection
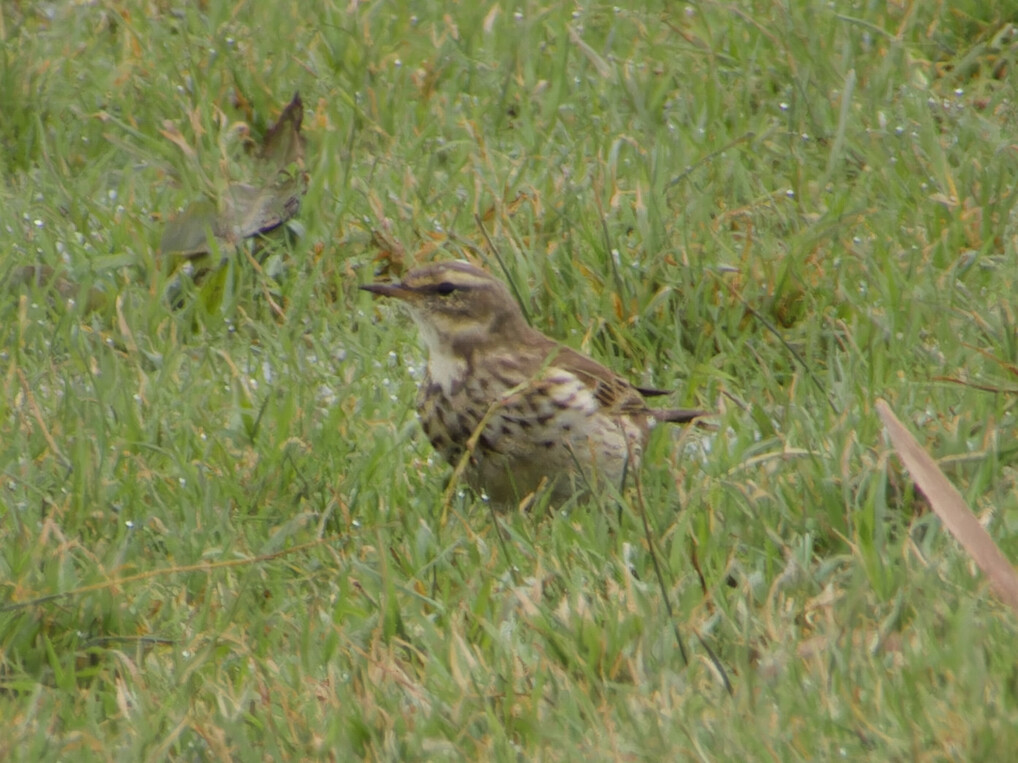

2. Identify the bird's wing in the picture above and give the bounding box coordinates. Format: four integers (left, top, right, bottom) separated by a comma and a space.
549, 345, 650, 416
549, 344, 707, 422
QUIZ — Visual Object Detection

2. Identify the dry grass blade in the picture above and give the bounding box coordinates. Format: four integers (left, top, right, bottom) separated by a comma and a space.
876, 399, 1018, 613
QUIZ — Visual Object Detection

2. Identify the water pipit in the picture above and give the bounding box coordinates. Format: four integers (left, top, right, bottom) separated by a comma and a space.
361, 261, 704, 507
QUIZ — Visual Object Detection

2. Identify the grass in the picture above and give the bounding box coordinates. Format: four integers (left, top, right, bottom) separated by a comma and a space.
3, 0, 1018, 758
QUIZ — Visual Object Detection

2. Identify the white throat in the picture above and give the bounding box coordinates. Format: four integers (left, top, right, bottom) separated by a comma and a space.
413, 315, 467, 395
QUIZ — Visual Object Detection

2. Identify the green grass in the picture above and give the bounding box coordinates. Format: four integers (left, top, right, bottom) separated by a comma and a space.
3, 0, 1018, 758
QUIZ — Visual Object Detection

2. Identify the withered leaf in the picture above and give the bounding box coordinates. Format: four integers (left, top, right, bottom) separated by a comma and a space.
876, 399, 1018, 614
160, 92, 309, 277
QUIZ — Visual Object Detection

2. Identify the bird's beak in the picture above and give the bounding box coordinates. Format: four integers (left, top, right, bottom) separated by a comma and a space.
360, 281, 414, 301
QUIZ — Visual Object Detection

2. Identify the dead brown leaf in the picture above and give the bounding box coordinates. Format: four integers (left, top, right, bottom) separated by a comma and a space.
876, 399, 1018, 614
160, 92, 309, 276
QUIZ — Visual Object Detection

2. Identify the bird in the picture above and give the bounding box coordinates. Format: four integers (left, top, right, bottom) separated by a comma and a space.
361, 260, 705, 508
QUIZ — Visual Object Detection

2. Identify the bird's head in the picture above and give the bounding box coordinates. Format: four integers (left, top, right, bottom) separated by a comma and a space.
361, 261, 528, 357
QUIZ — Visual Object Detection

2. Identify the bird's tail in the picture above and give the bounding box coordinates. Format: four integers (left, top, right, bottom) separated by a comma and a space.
655, 408, 708, 424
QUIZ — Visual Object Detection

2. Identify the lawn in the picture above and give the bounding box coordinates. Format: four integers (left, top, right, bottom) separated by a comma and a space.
3, 0, 1018, 759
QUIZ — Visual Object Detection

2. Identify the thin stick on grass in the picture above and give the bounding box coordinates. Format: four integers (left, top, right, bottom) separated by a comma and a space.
630, 462, 734, 695
0, 536, 344, 614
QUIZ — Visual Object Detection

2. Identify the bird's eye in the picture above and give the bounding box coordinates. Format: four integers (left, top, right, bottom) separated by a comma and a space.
434, 282, 458, 296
